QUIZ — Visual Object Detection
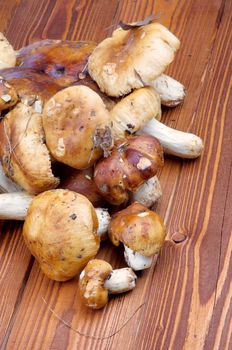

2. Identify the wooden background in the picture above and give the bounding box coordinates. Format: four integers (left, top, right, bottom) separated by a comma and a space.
0, 0, 231, 349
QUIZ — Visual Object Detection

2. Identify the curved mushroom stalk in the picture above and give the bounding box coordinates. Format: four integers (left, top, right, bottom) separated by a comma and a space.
104, 267, 137, 294
131, 175, 162, 207
0, 163, 22, 193
0, 192, 110, 237
124, 245, 153, 271
150, 74, 186, 107
141, 118, 204, 159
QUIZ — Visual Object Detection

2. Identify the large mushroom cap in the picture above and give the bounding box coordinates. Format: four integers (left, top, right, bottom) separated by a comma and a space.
17, 39, 96, 87
23, 190, 100, 281
0, 103, 59, 194
43, 85, 113, 169
108, 202, 166, 256
88, 22, 180, 97
79, 259, 113, 309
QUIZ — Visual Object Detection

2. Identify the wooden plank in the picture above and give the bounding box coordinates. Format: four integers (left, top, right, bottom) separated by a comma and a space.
1, 0, 231, 349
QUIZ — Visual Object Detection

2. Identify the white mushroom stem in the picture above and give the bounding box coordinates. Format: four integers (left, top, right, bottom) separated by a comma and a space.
0, 192, 33, 220
104, 268, 137, 294
0, 163, 22, 193
141, 118, 204, 159
150, 74, 186, 107
131, 176, 162, 207
124, 245, 157, 271
0, 192, 110, 236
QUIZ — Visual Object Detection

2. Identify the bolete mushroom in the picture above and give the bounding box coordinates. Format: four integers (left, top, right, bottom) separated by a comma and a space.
42, 85, 113, 169
110, 87, 203, 159
108, 202, 166, 270
79, 259, 137, 309
21, 190, 111, 281
0, 33, 16, 69
94, 134, 164, 205
0, 103, 59, 194
88, 22, 180, 97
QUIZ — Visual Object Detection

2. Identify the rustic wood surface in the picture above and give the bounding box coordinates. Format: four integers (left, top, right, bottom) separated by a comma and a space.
0, 0, 231, 349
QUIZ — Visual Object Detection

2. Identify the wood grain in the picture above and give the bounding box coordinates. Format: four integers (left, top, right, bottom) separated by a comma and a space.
0, 0, 231, 349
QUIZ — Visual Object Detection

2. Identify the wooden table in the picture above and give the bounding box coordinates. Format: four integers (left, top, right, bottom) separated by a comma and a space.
0, 0, 231, 349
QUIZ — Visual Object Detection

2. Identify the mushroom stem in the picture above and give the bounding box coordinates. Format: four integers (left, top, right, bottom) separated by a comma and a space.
141, 118, 203, 158
0, 192, 33, 220
104, 267, 137, 294
124, 245, 154, 271
150, 74, 186, 107
0, 192, 110, 235
0, 163, 22, 193
131, 175, 162, 207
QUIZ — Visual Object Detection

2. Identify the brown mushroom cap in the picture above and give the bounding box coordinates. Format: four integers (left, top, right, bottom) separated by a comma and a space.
23, 190, 100, 281
0, 77, 18, 111
88, 23, 180, 97
17, 39, 96, 87
79, 259, 113, 309
94, 134, 164, 205
43, 85, 113, 169
108, 202, 166, 256
0, 103, 59, 194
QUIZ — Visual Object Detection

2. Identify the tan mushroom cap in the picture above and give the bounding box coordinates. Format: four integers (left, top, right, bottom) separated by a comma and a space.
0, 77, 18, 111
0, 33, 16, 69
110, 87, 161, 138
23, 190, 100, 281
108, 202, 166, 256
88, 23, 180, 97
79, 259, 113, 309
0, 103, 59, 194
43, 85, 113, 169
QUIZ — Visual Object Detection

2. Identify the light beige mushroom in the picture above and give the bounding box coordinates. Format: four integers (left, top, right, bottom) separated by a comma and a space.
79, 259, 137, 309
88, 22, 180, 97
0, 103, 59, 194
42, 85, 113, 169
0, 33, 16, 69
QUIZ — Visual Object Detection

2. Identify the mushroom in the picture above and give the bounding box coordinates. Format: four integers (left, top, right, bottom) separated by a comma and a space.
0, 76, 18, 111
88, 22, 180, 97
0, 33, 16, 69
0, 103, 59, 194
42, 85, 113, 169
130, 175, 162, 208
0, 191, 110, 239
110, 88, 203, 158
79, 259, 137, 309
0, 162, 22, 193
150, 74, 186, 107
94, 134, 164, 205
21, 190, 112, 281
108, 202, 166, 270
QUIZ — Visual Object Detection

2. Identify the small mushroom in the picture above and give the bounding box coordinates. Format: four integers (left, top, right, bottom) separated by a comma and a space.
108, 202, 166, 270
43, 85, 113, 169
150, 74, 186, 107
0, 33, 16, 69
0, 191, 110, 242
0, 77, 18, 111
110, 87, 203, 159
94, 134, 164, 205
131, 175, 162, 208
0, 103, 59, 194
22, 190, 103, 281
88, 22, 180, 97
79, 259, 137, 309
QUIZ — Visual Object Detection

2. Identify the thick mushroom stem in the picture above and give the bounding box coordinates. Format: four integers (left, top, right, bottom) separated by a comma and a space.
124, 245, 154, 271
0, 163, 22, 193
0, 192, 110, 236
0, 192, 33, 220
141, 118, 204, 159
131, 176, 162, 207
104, 268, 137, 294
150, 74, 186, 107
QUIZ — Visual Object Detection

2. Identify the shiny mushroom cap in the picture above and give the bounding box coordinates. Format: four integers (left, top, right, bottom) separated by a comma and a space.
88, 22, 180, 97
23, 190, 100, 281
79, 259, 113, 309
0, 103, 59, 194
108, 202, 166, 256
43, 85, 113, 169
0, 32, 16, 69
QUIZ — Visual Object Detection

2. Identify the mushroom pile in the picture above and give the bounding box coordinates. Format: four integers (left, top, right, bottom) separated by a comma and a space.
0, 17, 203, 309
